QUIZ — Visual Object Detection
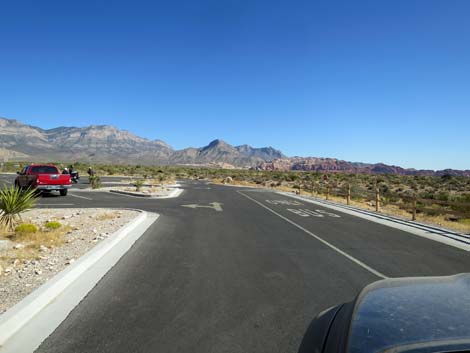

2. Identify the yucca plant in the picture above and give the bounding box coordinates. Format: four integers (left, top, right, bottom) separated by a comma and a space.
0, 187, 38, 231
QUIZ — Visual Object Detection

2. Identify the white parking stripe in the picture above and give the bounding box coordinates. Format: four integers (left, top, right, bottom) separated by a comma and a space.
238, 191, 388, 279
69, 194, 93, 200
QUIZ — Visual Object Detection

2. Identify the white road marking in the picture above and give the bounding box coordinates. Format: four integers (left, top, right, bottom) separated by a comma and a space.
315, 209, 341, 218
287, 209, 313, 217
181, 202, 223, 212
37, 204, 75, 206
301, 209, 325, 217
287, 208, 340, 218
69, 194, 93, 200
239, 191, 388, 279
266, 199, 303, 205
279, 192, 470, 251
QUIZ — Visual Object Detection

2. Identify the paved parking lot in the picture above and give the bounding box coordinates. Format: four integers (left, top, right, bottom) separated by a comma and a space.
1, 174, 469, 353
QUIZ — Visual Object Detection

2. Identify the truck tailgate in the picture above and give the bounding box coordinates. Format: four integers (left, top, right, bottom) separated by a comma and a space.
37, 174, 71, 185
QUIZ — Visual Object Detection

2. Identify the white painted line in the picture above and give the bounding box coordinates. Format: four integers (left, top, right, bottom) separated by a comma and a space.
315, 209, 341, 218
181, 202, 223, 212
0, 211, 159, 352
287, 208, 314, 217
266, 199, 303, 206
301, 209, 325, 217
238, 191, 388, 280
37, 203, 74, 206
69, 193, 93, 200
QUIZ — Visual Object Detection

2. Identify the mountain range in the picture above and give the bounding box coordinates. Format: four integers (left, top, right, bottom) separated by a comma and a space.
0, 117, 469, 176
255, 158, 470, 177
0, 117, 284, 167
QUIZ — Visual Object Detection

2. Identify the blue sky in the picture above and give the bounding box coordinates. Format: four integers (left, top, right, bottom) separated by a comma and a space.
0, 1, 469, 170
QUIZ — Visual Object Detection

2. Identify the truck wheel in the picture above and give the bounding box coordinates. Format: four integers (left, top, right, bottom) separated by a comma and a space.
60, 189, 68, 196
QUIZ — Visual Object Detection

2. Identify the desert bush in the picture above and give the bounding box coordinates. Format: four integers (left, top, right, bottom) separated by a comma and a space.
15, 223, 38, 234
45, 221, 62, 229
134, 179, 144, 191
0, 187, 38, 231
89, 175, 101, 189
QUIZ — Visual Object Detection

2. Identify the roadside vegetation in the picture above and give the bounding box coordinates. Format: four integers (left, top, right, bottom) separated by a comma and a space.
88, 175, 101, 189
2, 161, 469, 233
0, 187, 38, 231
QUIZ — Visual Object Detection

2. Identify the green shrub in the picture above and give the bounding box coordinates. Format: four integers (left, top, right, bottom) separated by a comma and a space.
0, 187, 38, 231
15, 223, 38, 234
45, 221, 62, 229
89, 175, 101, 189
134, 179, 144, 191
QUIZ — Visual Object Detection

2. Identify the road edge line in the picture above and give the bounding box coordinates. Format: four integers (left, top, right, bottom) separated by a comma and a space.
237, 191, 388, 280
0, 210, 159, 351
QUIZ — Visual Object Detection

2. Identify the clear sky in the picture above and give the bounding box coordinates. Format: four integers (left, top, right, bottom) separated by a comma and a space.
0, 1, 469, 170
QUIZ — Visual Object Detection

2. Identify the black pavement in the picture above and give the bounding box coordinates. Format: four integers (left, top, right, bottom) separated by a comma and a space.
1, 176, 469, 352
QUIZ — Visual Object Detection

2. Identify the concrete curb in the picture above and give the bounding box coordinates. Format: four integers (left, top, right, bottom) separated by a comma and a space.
109, 187, 183, 199
0, 210, 159, 351
110, 189, 153, 197
279, 192, 470, 251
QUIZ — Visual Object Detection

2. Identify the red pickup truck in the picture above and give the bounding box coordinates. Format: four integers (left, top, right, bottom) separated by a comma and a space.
14, 164, 72, 196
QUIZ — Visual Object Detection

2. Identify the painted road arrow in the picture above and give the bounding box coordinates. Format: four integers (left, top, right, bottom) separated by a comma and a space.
181, 202, 223, 212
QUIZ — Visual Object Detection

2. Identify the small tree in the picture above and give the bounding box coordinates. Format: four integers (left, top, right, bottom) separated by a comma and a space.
0, 187, 38, 231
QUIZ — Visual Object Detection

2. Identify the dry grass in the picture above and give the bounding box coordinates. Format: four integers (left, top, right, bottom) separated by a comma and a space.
0, 224, 70, 267
8, 227, 69, 248
95, 211, 120, 221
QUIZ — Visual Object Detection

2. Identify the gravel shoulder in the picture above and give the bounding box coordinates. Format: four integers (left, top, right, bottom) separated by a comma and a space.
0, 208, 140, 314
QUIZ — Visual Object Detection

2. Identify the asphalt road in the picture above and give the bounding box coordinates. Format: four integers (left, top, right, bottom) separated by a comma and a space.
2, 175, 470, 352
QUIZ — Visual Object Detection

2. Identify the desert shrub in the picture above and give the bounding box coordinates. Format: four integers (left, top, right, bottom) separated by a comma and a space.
0, 187, 38, 231
89, 175, 101, 189
15, 223, 38, 234
45, 221, 62, 229
134, 179, 144, 191
436, 192, 450, 202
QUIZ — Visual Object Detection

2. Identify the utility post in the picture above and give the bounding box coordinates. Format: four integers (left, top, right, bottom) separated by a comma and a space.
374, 177, 380, 212
412, 193, 417, 221
323, 173, 330, 200
347, 183, 351, 205
375, 187, 380, 212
